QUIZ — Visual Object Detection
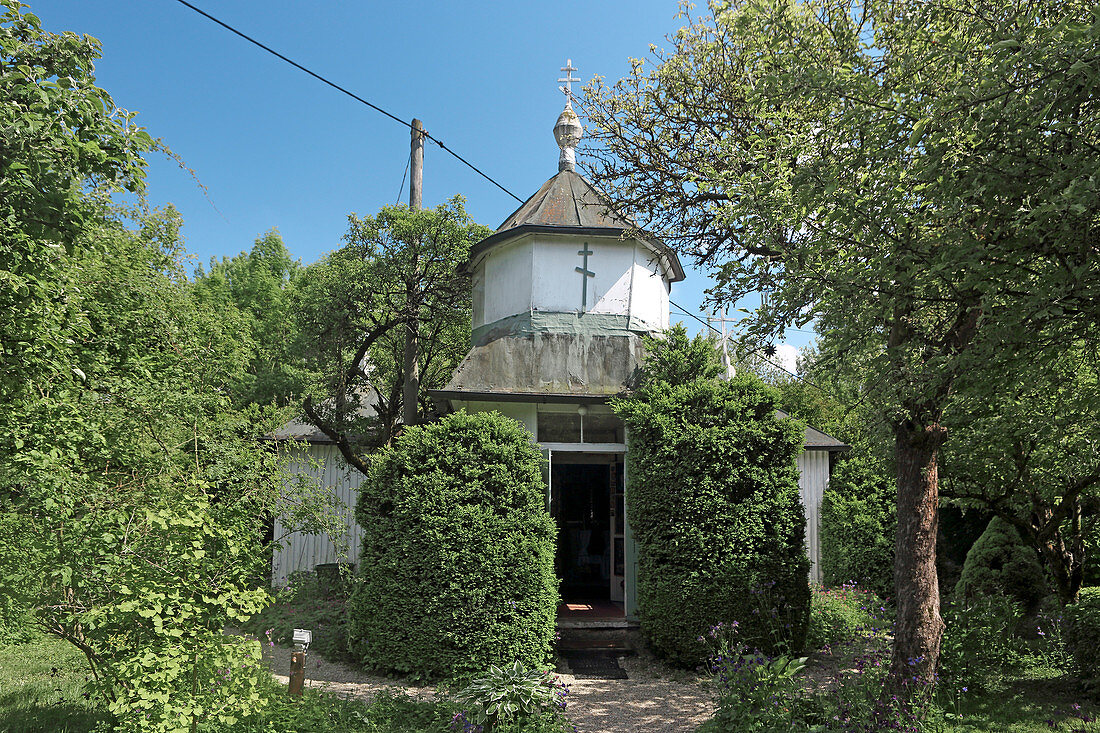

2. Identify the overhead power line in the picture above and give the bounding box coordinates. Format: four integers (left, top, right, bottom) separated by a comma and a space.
173, 0, 832, 400
171, 0, 524, 204
669, 298, 830, 394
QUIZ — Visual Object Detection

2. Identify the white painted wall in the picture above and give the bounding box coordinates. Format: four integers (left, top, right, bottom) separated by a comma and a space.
478, 240, 533, 328
473, 235, 671, 332
627, 252, 670, 332
797, 449, 831, 584
272, 444, 364, 587
530, 236, 637, 315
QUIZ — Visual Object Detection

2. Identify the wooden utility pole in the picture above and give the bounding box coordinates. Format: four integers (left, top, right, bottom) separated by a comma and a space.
409, 118, 424, 209
402, 119, 425, 428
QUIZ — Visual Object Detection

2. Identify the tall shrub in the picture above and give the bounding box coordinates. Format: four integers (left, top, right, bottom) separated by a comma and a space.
613, 329, 811, 666
1065, 587, 1100, 681
348, 411, 557, 680
954, 516, 1048, 612
819, 451, 897, 598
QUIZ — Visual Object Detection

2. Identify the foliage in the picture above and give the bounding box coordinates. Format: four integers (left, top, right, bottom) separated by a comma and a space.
1064, 587, 1100, 682
0, 206, 308, 732
807, 584, 891, 652
241, 571, 353, 663
954, 518, 1048, 613
192, 229, 310, 407
584, 0, 1100, 689
939, 596, 1025, 693
943, 346, 1100, 606
452, 661, 570, 733
819, 451, 897, 599
347, 411, 557, 680
231, 684, 464, 733
613, 329, 810, 666
0, 636, 575, 733
698, 614, 935, 732
296, 198, 489, 467
0, 0, 153, 256
698, 622, 810, 733
635, 324, 722, 387
0, 8, 338, 725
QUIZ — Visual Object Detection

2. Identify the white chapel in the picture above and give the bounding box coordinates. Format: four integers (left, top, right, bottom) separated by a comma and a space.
272, 63, 846, 620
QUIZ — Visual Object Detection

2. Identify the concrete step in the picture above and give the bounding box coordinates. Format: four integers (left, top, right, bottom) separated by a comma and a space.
557, 638, 636, 654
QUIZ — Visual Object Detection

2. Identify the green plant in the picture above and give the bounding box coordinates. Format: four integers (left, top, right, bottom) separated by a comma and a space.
612, 331, 811, 666
242, 571, 352, 662
807, 583, 891, 651
939, 595, 1024, 692
1064, 587, 1100, 682
954, 517, 1048, 613
452, 661, 569, 733
819, 451, 896, 599
347, 411, 558, 680
698, 621, 811, 732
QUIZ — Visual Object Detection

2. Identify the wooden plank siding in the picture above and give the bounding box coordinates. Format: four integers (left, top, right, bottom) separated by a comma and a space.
271, 444, 365, 587
797, 449, 831, 584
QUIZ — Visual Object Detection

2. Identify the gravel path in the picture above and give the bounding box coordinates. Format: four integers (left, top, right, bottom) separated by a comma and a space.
262, 645, 714, 732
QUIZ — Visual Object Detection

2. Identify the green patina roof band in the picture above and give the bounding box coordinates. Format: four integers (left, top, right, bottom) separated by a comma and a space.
472, 311, 656, 346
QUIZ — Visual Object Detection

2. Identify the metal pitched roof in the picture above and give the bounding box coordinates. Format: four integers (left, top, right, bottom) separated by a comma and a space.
466, 169, 686, 282
776, 409, 850, 451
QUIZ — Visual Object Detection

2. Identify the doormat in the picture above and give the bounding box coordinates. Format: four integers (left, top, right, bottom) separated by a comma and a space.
561, 651, 629, 680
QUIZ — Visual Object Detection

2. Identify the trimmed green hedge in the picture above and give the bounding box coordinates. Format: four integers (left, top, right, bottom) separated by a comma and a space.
614, 365, 811, 667
954, 517, 1047, 612
1066, 587, 1100, 681
347, 411, 558, 680
819, 451, 896, 599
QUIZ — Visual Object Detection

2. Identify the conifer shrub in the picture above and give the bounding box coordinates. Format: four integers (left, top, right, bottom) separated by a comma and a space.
347, 411, 557, 680
819, 451, 896, 599
953, 516, 1048, 612
613, 331, 810, 666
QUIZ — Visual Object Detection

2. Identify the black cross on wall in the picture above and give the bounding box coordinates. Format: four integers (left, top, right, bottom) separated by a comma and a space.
576, 244, 595, 312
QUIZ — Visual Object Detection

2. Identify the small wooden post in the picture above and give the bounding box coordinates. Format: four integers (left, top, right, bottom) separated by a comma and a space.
288, 651, 306, 697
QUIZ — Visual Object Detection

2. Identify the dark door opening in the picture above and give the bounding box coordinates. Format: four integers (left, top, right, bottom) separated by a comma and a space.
552, 463, 611, 602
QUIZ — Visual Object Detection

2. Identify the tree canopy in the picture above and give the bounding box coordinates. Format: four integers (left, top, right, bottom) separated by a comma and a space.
297, 198, 489, 472
583, 0, 1100, 689
0, 5, 332, 726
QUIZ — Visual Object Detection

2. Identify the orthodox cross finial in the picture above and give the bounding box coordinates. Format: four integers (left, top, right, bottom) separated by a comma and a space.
558, 58, 580, 106
554, 59, 584, 172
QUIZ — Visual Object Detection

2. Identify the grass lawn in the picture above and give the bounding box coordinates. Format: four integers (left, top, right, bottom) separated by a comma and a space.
0, 635, 110, 733
938, 667, 1097, 732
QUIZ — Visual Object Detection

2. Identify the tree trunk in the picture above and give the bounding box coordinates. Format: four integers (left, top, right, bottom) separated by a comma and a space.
889, 417, 947, 694
1033, 499, 1084, 606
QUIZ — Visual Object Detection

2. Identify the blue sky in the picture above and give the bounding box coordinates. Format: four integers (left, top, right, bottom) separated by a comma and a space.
36, 0, 814, 362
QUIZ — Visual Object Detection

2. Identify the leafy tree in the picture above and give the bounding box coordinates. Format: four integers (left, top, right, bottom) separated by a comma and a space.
296, 198, 489, 472
583, 0, 1100, 689
192, 229, 309, 406
0, 6, 330, 728
1, 205, 291, 731
1, 0, 153, 428
943, 343, 1100, 605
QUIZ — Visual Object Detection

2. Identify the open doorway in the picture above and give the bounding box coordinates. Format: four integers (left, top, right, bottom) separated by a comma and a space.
549, 453, 626, 618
